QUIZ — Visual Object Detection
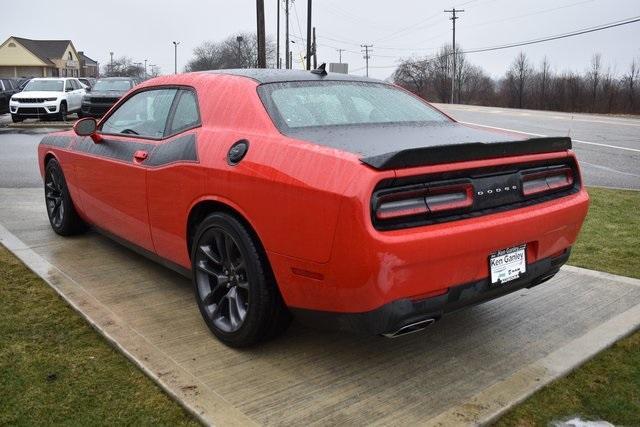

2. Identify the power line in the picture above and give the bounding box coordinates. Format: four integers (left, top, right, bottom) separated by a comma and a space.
464, 0, 596, 31
462, 15, 640, 54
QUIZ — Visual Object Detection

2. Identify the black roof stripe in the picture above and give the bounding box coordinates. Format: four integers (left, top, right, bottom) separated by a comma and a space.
199, 68, 384, 84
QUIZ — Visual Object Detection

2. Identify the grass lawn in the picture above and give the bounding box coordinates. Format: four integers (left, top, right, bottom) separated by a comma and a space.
0, 246, 199, 426
495, 187, 640, 426
0, 187, 638, 425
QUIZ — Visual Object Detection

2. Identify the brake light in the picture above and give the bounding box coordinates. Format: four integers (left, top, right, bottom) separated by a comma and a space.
375, 187, 429, 220
425, 183, 474, 213
374, 182, 473, 220
522, 167, 573, 196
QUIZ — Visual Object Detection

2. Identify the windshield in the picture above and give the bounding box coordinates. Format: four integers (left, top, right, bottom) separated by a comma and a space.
259, 81, 449, 129
23, 79, 64, 92
93, 79, 133, 91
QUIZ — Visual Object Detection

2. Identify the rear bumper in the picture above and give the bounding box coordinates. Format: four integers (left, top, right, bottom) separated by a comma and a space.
271, 188, 589, 314
292, 249, 570, 335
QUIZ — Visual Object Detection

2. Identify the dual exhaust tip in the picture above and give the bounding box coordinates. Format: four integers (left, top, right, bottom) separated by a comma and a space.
382, 318, 436, 338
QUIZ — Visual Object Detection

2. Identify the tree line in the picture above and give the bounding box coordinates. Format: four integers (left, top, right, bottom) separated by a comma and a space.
393, 45, 639, 115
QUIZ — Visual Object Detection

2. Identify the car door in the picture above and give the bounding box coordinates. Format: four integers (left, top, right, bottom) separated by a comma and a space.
73, 87, 178, 252
0, 80, 10, 113
70, 79, 84, 110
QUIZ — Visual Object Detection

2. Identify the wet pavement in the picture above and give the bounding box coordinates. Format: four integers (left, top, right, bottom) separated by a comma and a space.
1, 188, 639, 426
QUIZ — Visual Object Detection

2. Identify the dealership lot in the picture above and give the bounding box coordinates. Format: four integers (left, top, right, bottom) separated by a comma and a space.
1, 107, 639, 424
1, 187, 639, 425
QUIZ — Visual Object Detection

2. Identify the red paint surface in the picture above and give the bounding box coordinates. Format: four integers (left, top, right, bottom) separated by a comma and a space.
38, 72, 589, 314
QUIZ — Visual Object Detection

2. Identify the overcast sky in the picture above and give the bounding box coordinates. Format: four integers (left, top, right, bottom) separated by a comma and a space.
4, 0, 639, 79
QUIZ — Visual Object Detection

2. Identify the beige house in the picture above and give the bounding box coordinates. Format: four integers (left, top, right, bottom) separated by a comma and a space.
0, 36, 83, 78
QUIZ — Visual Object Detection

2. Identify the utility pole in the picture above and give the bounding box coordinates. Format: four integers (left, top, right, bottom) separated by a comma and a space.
361, 44, 372, 77
172, 41, 180, 74
336, 49, 345, 63
236, 36, 244, 67
444, 8, 464, 104
276, 0, 280, 68
312, 27, 317, 69
144, 59, 148, 79
285, 0, 290, 69
306, 0, 312, 70
256, 0, 266, 68
109, 51, 114, 75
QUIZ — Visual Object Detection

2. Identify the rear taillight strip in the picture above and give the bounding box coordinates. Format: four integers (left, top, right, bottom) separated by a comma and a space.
521, 167, 573, 196
374, 182, 473, 221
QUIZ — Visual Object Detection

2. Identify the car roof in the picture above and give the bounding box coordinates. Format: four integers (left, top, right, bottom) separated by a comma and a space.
31, 77, 73, 80
200, 68, 383, 84
97, 77, 134, 81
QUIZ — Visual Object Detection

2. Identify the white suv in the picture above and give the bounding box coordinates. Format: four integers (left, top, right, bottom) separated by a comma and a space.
9, 77, 86, 122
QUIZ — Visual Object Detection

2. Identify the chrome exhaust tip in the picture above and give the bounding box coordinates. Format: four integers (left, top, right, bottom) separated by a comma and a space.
382, 318, 436, 338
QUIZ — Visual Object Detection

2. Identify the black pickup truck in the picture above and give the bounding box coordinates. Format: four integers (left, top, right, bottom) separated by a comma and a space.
0, 78, 19, 114
79, 77, 136, 118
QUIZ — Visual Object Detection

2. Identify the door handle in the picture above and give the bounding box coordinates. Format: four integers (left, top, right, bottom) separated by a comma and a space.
133, 150, 148, 162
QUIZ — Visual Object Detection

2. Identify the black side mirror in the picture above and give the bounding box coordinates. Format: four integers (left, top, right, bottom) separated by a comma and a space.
73, 117, 100, 141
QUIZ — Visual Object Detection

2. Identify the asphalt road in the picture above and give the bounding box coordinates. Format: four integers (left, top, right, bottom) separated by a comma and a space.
1, 106, 639, 189
435, 104, 640, 190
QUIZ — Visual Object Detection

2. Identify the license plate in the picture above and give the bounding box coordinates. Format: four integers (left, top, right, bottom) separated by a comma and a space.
489, 245, 526, 285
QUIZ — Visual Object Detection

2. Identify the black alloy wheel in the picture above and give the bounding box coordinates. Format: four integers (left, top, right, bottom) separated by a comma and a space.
44, 159, 85, 236
45, 165, 65, 229
194, 227, 250, 333
58, 102, 67, 121
192, 213, 291, 347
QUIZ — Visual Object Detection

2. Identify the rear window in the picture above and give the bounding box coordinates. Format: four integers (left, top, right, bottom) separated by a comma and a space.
258, 81, 448, 130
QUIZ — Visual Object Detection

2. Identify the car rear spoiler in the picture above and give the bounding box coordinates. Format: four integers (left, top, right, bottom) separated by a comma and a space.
360, 137, 572, 170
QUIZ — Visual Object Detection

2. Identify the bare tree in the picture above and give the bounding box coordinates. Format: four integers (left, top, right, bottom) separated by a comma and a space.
506, 52, 532, 108
185, 32, 275, 72
537, 56, 551, 110
101, 56, 143, 78
587, 53, 602, 111
622, 58, 639, 112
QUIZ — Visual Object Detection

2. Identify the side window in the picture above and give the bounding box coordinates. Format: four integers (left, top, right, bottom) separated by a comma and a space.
64, 80, 72, 91
101, 89, 177, 139
169, 90, 200, 134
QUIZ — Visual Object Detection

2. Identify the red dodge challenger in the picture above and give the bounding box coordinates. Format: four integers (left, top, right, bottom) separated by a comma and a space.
38, 69, 589, 347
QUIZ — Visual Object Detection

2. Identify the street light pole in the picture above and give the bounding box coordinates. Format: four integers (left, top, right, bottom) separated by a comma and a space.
276, 0, 280, 68
306, 0, 312, 70
285, 0, 290, 69
109, 51, 114, 75
256, 0, 266, 68
236, 36, 244, 67
172, 41, 180, 74
144, 59, 148, 80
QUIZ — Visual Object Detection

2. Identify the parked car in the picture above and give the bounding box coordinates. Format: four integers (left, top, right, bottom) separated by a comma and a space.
37, 69, 589, 347
0, 78, 18, 114
16, 77, 33, 92
10, 77, 86, 122
78, 77, 96, 89
79, 77, 136, 118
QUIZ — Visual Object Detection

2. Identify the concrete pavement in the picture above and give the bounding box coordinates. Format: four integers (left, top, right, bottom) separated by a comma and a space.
2, 187, 640, 426
435, 104, 640, 190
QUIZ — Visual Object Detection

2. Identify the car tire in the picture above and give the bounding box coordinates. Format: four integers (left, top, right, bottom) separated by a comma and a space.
57, 102, 67, 122
191, 212, 291, 347
44, 158, 86, 236
11, 114, 24, 123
